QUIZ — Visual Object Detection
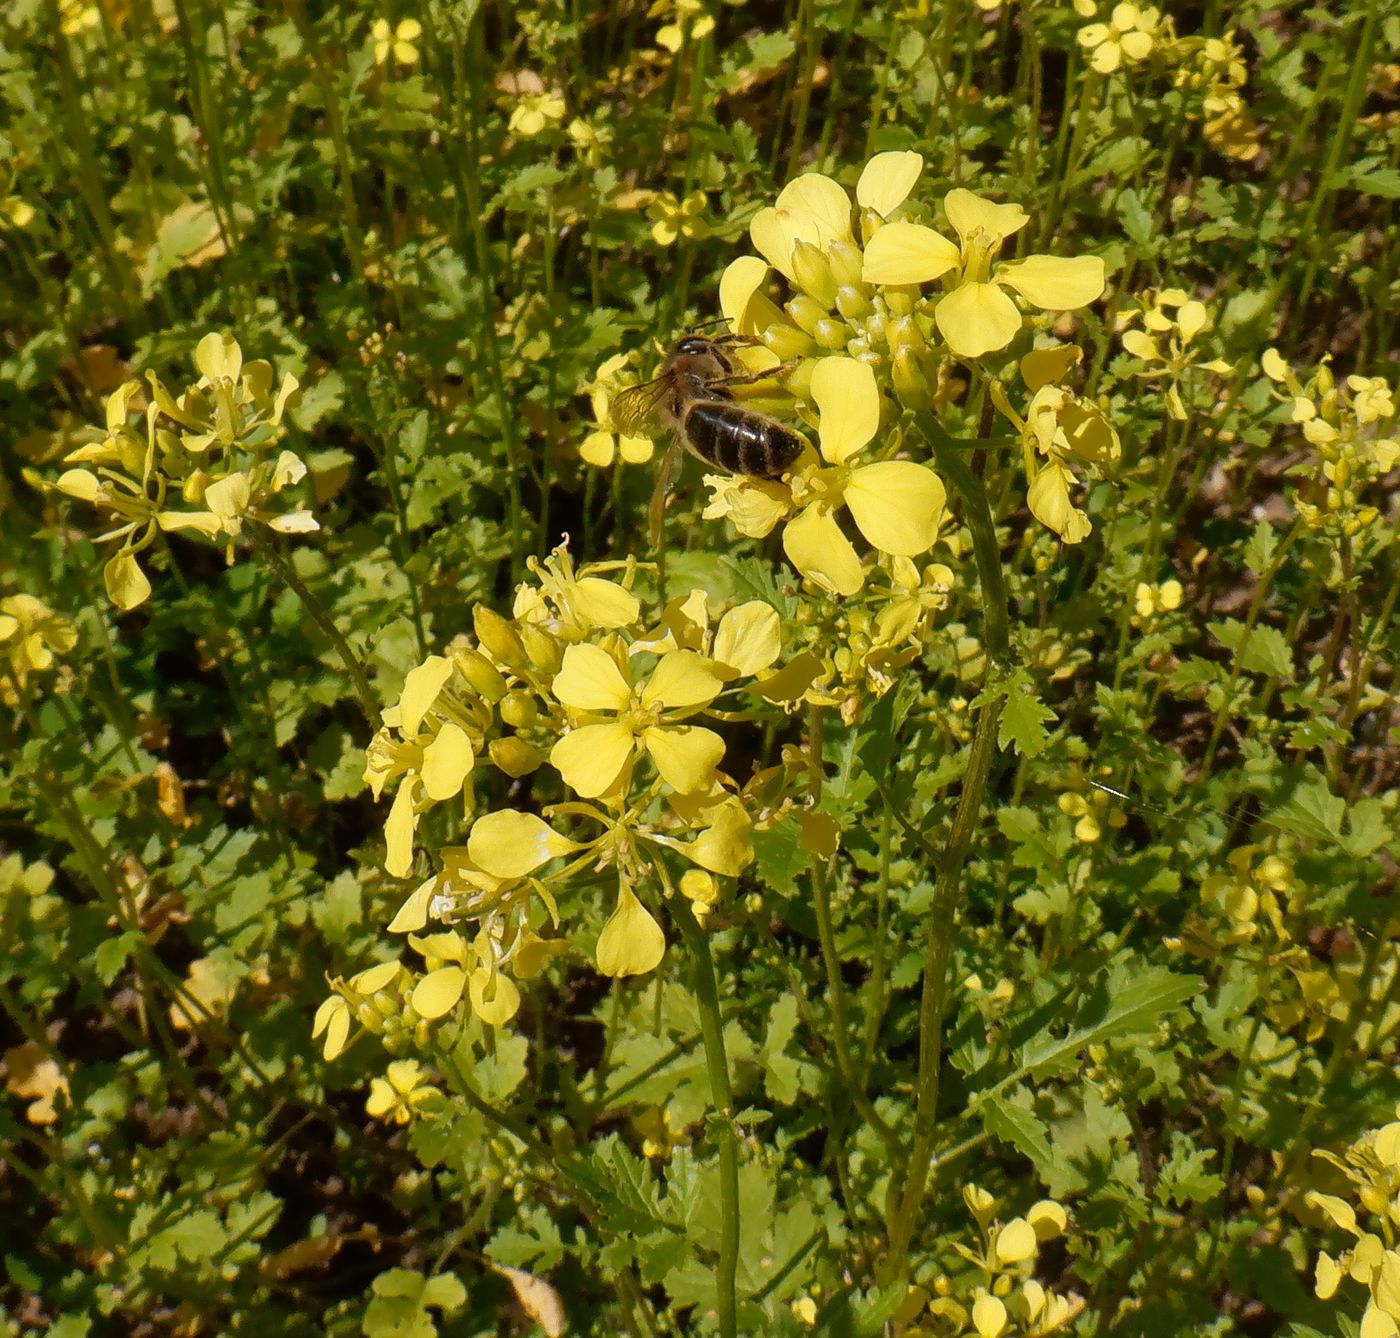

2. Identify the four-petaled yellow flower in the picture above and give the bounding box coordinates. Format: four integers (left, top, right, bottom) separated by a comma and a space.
0, 595, 78, 684
372, 17, 422, 66
1077, 4, 1162, 74
509, 91, 566, 137
549, 645, 728, 797
581, 353, 657, 467
861, 189, 1105, 359
365, 1059, 435, 1124
650, 191, 710, 247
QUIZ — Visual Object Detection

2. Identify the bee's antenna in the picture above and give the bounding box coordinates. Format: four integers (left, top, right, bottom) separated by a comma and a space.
688, 314, 734, 333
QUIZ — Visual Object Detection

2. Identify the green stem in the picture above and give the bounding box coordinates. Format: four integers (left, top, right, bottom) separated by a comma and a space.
881, 427, 1011, 1284
672, 895, 739, 1338
248, 529, 379, 727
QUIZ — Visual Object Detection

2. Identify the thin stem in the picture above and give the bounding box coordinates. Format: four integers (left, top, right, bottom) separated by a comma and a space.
671, 895, 739, 1338
248, 529, 379, 727
881, 426, 1011, 1284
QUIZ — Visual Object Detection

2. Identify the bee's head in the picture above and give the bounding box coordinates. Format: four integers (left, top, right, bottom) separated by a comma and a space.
675, 335, 714, 357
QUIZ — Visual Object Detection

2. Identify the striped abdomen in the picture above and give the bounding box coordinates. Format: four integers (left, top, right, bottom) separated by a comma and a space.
681, 399, 806, 478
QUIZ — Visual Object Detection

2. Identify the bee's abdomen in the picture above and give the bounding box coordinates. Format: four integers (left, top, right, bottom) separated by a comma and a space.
683, 401, 805, 478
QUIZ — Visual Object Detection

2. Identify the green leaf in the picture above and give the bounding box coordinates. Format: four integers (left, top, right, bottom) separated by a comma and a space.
1347, 166, 1400, 199
1019, 965, 1200, 1079
1266, 769, 1345, 845
93, 930, 143, 984
978, 1091, 1052, 1166
1209, 620, 1293, 679
998, 679, 1056, 757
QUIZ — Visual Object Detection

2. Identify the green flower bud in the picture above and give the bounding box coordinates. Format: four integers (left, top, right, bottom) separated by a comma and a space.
813, 319, 850, 351
499, 690, 537, 727
474, 607, 526, 668
520, 623, 561, 675
859, 208, 885, 248
791, 240, 839, 309
884, 285, 918, 317
489, 736, 545, 777
887, 314, 927, 359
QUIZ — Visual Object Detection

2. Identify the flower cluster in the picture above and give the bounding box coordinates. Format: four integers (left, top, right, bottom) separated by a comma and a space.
0, 595, 77, 702
44, 333, 309, 611
1308, 1112, 1400, 1333
1121, 289, 1232, 422
1262, 353, 1398, 549
342, 546, 795, 1050
908, 1185, 1079, 1336
1171, 30, 1261, 161
696, 153, 1105, 571
1076, 4, 1167, 76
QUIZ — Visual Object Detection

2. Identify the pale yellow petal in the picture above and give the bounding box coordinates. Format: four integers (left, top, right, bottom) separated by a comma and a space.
468, 809, 578, 878
994, 1218, 1037, 1264
595, 883, 666, 977
812, 356, 880, 464
774, 172, 854, 248
856, 150, 924, 217
552, 642, 631, 711
997, 253, 1105, 310
643, 724, 725, 792
782, 504, 864, 596
412, 965, 467, 1019
750, 206, 820, 282
844, 461, 946, 556
399, 655, 454, 735
384, 780, 419, 878
713, 602, 782, 674
934, 282, 1024, 358
860, 221, 960, 286
640, 649, 725, 710
718, 255, 787, 335
550, 721, 634, 797
1020, 344, 1083, 392
944, 189, 1029, 246
569, 576, 640, 629
420, 721, 475, 801
469, 967, 521, 1025
972, 1293, 1007, 1338
104, 551, 152, 611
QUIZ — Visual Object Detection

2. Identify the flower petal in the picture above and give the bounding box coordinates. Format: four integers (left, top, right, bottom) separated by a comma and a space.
468, 967, 521, 1025
550, 721, 634, 797
569, 576, 641, 629
774, 172, 854, 248
713, 602, 782, 675
640, 649, 725, 710
1028, 459, 1092, 543
420, 721, 475, 801
749, 206, 821, 282
384, 780, 419, 878
719, 255, 788, 335
552, 643, 631, 711
104, 551, 152, 611
860, 221, 960, 286
1020, 344, 1083, 392
679, 800, 753, 875
811, 357, 880, 464
595, 883, 666, 977
856, 151, 924, 217
844, 461, 946, 556
782, 504, 864, 596
412, 965, 467, 1019
400, 655, 454, 736
943, 189, 1029, 247
998, 254, 1105, 310
643, 724, 725, 792
935, 282, 1024, 358
469, 809, 579, 878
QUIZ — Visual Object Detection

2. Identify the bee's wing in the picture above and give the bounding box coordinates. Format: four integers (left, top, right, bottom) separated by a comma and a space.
609, 377, 671, 437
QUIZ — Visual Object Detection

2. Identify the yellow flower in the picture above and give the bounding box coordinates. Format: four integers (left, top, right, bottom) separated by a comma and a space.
1133, 579, 1182, 618
581, 353, 656, 467
704, 357, 945, 596
0, 196, 36, 229
509, 91, 566, 137
59, 0, 100, 36
649, 191, 710, 247
371, 17, 422, 65
1077, 4, 1162, 74
0, 595, 78, 683
862, 189, 1105, 359
549, 644, 727, 797
365, 1059, 434, 1124
653, 0, 715, 52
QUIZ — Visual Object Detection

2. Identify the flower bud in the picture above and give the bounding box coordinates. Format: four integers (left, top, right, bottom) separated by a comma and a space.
887, 314, 927, 359
785, 294, 829, 339
859, 208, 885, 248
864, 311, 888, 348
454, 648, 508, 702
499, 690, 537, 727
892, 348, 935, 409
763, 322, 818, 361
834, 285, 874, 323
883, 285, 918, 317
519, 623, 561, 674
474, 607, 526, 668
489, 737, 545, 777
826, 239, 864, 288
813, 318, 851, 351
791, 240, 839, 309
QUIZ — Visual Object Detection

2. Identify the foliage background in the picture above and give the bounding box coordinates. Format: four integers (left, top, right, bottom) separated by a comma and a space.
0, 0, 1397, 1334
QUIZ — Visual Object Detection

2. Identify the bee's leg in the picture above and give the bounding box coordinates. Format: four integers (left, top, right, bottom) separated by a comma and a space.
706, 359, 800, 388
649, 438, 683, 600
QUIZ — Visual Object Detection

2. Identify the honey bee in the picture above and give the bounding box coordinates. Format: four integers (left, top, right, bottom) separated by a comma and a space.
609, 333, 808, 543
